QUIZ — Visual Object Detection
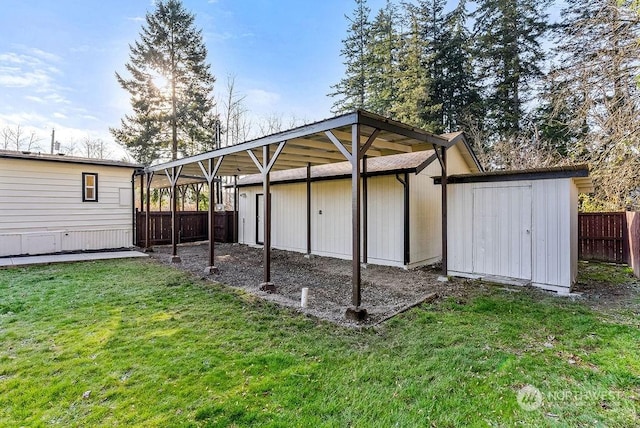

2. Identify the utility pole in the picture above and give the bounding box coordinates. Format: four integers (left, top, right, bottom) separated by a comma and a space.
50, 129, 55, 154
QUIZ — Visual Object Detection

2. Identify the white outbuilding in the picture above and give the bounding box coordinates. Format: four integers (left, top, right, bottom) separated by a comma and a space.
236, 133, 482, 268
0, 150, 140, 257
440, 166, 594, 294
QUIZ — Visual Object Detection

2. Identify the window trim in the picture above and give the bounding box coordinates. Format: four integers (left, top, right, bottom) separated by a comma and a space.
82, 172, 98, 202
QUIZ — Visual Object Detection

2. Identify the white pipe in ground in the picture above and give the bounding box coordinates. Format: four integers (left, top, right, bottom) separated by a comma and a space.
301, 287, 309, 308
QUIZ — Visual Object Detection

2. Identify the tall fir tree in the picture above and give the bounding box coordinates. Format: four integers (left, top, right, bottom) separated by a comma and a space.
330, 0, 372, 114
472, 0, 550, 139
392, 7, 434, 129
366, 0, 400, 117
439, 1, 483, 133
111, 0, 217, 163
415, 0, 446, 131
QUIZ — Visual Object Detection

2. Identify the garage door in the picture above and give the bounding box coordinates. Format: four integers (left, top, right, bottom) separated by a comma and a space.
473, 186, 532, 280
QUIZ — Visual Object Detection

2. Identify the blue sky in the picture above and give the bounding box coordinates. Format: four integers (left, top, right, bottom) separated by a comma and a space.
0, 0, 388, 158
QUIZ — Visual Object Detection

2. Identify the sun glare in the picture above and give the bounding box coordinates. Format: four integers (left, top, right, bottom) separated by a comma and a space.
151, 71, 171, 96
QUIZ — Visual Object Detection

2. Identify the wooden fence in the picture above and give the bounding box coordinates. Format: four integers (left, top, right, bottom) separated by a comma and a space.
578, 212, 627, 263
136, 211, 236, 246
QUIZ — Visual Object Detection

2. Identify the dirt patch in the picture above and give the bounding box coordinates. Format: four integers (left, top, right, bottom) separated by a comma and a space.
147, 242, 640, 326
147, 242, 471, 326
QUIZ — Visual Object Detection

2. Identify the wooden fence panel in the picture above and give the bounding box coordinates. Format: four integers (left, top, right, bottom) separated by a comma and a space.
136, 211, 236, 246
627, 212, 640, 278
578, 212, 626, 263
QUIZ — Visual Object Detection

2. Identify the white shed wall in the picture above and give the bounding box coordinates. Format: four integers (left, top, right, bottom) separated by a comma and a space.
239, 176, 406, 267
447, 178, 578, 293
0, 158, 135, 257
238, 144, 474, 268
408, 144, 472, 267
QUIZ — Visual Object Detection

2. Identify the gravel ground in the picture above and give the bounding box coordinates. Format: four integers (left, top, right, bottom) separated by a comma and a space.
147, 242, 473, 326
147, 242, 640, 327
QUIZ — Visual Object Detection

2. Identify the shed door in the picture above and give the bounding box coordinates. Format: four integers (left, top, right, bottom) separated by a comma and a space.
256, 194, 264, 245
472, 186, 532, 280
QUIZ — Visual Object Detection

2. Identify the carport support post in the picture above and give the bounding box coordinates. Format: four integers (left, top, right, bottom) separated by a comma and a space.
441, 146, 447, 276
166, 166, 183, 264
306, 162, 311, 256
362, 155, 368, 266
198, 157, 223, 274
144, 172, 153, 252
233, 175, 238, 243
346, 123, 367, 321
263, 145, 272, 286
206, 180, 217, 272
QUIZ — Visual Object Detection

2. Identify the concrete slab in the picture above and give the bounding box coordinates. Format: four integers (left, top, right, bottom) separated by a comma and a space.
0, 251, 148, 268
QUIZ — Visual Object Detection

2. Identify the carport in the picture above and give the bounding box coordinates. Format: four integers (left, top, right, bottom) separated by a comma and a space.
138, 110, 450, 319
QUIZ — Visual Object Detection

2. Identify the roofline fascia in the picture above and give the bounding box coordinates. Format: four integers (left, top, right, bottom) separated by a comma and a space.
234, 166, 418, 188
0, 152, 141, 169
433, 168, 589, 185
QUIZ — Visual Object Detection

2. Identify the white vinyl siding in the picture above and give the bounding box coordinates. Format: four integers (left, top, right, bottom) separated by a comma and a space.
447, 177, 580, 293
0, 158, 135, 256
237, 144, 474, 268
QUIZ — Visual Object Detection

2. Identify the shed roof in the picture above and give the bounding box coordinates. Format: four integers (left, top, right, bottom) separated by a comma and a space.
433, 164, 594, 193
236, 150, 437, 187
0, 150, 142, 169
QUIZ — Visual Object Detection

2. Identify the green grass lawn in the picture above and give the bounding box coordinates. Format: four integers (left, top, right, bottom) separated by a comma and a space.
0, 259, 638, 427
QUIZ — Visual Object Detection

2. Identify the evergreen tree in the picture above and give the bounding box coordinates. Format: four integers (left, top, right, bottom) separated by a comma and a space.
439, 1, 483, 133
111, 0, 217, 163
472, 0, 550, 138
330, 0, 372, 114
392, 8, 435, 129
366, 0, 399, 117
415, 0, 446, 131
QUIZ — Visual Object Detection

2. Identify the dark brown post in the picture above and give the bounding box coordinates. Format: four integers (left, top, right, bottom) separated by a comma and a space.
205, 180, 218, 273
233, 175, 238, 243
139, 174, 144, 211
195, 184, 200, 211
348, 123, 364, 318
263, 144, 272, 286
362, 155, 368, 265
441, 146, 447, 276
306, 162, 312, 256
404, 172, 410, 265
171, 167, 181, 263
145, 172, 153, 252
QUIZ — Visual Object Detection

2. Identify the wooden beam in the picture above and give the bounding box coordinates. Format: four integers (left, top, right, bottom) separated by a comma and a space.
360, 129, 381, 157
288, 137, 383, 157
265, 141, 287, 173
331, 129, 411, 154
325, 130, 353, 162
351, 124, 361, 307
441, 147, 447, 276
306, 163, 311, 256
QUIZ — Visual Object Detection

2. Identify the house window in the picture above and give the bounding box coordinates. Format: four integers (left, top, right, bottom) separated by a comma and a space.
82, 173, 98, 202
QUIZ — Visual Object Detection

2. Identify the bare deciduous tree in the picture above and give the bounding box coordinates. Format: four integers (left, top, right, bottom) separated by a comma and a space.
0, 125, 41, 151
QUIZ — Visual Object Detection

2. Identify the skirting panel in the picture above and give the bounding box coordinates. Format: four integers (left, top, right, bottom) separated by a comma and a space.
0, 228, 132, 257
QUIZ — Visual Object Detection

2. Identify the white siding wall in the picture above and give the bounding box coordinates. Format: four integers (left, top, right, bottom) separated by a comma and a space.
366, 175, 404, 265
0, 158, 135, 256
531, 179, 573, 291
238, 145, 474, 268
272, 183, 307, 252
408, 144, 473, 267
409, 162, 442, 266
447, 178, 576, 293
312, 180, 352, 258
238, 176, 406, 266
